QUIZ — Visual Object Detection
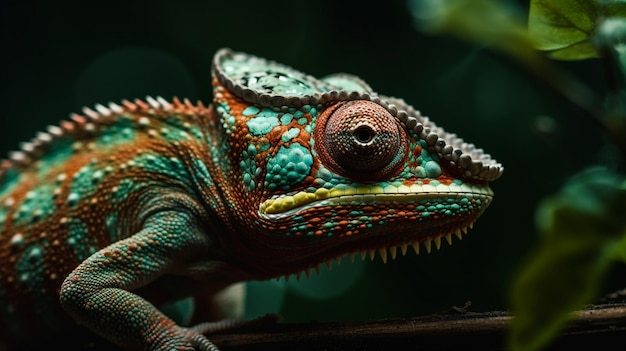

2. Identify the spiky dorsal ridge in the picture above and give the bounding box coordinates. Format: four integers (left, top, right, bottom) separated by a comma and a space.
0, 96, 210, 178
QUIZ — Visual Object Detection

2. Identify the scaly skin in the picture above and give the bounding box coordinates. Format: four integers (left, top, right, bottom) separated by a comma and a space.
0, 48, 502, 350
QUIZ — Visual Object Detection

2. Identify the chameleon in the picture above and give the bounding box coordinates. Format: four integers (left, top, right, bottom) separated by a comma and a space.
0, 48, 503, 350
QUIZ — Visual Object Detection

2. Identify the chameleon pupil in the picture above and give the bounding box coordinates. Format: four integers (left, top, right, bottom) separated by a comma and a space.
354, 125, 375, 144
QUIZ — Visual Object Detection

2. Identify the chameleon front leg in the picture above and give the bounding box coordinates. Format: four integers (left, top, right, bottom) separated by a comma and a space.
59, 210, 221, 351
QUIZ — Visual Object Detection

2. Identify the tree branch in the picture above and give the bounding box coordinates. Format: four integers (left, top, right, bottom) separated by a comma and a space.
209, 303, 626, 350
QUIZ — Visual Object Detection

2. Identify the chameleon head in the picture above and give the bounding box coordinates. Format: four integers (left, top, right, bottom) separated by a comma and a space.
210, 49, 503, 278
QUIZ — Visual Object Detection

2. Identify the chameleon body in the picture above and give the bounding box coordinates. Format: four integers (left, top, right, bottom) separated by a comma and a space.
0, 48, 502, 350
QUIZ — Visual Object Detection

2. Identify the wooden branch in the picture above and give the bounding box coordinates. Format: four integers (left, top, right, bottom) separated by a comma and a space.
209, 303, 626, 350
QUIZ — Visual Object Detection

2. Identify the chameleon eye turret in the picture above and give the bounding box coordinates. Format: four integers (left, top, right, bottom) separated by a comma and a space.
313, 100, 408, 181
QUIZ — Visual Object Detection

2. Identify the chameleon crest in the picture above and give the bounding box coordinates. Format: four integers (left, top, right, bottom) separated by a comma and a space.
0, 48, 502, 350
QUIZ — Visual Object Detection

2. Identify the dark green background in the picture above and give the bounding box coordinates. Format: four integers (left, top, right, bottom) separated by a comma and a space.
1, 0, 621, 323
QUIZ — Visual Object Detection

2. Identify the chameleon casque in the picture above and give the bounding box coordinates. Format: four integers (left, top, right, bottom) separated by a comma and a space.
0, 48, 503, 350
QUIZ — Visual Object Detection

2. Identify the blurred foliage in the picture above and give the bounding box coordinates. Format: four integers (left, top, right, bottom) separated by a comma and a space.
409, 0, 626, 350
409, 0, 540, 64
510, 167, 626, 351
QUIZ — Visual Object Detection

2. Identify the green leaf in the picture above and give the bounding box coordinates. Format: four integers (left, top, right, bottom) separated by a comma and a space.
529, 0, 626, 60
509, 234, 611, 351
508, 167, 626, 351
605, 0, 626, 18
529, 0, 599, 51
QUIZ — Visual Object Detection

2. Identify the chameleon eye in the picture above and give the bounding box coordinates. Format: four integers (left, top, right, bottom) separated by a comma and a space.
314, 100, 408, 181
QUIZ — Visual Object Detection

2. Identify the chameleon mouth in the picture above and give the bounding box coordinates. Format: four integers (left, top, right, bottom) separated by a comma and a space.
258, 181, 493, 218
255, 181, 493, 280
